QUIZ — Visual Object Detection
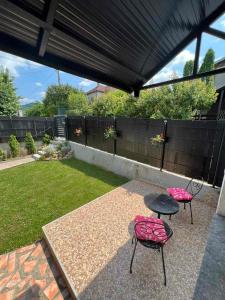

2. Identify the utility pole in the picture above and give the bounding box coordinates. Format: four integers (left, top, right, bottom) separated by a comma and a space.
56, 69, 61, 85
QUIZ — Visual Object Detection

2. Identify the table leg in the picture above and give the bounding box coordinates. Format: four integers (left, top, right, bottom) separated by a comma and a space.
158, 213, 161, 219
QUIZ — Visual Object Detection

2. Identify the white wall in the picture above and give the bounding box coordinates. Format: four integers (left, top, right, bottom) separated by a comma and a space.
69, 141, 218, 199
216, 171, 225, 216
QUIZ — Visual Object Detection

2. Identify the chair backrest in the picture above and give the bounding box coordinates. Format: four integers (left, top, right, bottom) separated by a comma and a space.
185, 178, 204, 198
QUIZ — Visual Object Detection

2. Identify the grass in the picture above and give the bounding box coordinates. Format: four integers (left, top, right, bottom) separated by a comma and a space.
0, 158, 128, 254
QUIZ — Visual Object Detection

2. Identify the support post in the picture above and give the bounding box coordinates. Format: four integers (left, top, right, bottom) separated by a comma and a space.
160, 120, 167, 171
134, 89, 140, 98
113, 117, 117, 155
212, 125, 225, 187
217, 90, 224, 120
193, 34, 201, 75
84, 116, 87, 146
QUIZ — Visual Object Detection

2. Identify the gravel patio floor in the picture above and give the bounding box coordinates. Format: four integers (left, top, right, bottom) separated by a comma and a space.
43, 179, 218, 300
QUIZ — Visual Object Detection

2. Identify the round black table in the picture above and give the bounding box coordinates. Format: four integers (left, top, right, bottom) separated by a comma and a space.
144, 193, 179, 219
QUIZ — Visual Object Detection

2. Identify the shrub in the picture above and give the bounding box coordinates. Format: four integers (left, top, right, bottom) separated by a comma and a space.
8, 135, 20, 157
25, 132, 36, 154
104, 126, 117, 140
0, 148, 6, 161
42, 134, 51, 145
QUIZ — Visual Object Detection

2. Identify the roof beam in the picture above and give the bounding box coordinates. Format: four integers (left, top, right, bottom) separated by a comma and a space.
205, 27, 225, 41
2, 0, 145, 83
39, 0, 58, 56
0, 32, 132, 92
140, 1, 225, 88
141, 67, 225, 90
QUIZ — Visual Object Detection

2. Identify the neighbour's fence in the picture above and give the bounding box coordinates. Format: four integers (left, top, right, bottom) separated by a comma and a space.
67, 116, 225, 187
0, 116, 55, 142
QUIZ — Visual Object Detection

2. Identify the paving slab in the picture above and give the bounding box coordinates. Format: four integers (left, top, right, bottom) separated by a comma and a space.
43, 179, 217, 300
0, 157, 34, 171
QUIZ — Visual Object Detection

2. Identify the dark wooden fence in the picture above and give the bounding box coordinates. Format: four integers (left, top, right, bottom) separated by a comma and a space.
67, 116, 225, 187
0, 116, 55, 142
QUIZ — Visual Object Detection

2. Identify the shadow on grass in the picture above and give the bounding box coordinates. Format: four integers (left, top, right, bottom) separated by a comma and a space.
59, 158, 128, 187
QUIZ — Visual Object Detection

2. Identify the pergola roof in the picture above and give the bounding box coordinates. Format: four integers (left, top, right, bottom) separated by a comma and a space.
0, 0, 225, 93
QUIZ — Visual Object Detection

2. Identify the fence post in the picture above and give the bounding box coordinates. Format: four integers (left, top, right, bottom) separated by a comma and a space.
65, 117, 68, 140
113, 117, 117, 155
160, 120, 167, 171
84, 116, 87, 146
33, 120, 37, 139
212, 125, 225, 187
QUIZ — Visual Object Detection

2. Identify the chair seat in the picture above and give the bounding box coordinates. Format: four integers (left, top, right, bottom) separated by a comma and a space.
167, 187, 193, 201
134, 215, 168, 244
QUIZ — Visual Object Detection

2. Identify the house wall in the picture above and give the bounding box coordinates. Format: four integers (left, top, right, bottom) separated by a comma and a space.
69, 141, 218, 199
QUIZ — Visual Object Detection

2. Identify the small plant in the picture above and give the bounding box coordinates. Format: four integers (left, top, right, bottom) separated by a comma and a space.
8, 135, 20, 158
74, 128, 83, 137
42, 134, 52, 145
104, 126, 117, 140
25, 132, 36, 154
151, 133, 165, 145
0, 148, 6, 161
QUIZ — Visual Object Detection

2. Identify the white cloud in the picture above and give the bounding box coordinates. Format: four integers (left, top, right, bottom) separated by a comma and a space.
20, 98, 37, 105
0, 51, 42, 77
220, 20, 225, 27
39, 91, 46, 98
79, 78, 93, 87
171, 49, 194, 66
35, 82, 42, 87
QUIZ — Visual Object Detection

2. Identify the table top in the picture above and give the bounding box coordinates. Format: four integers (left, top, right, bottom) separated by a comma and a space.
144, 193, 179, 216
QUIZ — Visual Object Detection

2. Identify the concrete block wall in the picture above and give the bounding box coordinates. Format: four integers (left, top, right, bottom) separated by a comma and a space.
69, 141, 219, 200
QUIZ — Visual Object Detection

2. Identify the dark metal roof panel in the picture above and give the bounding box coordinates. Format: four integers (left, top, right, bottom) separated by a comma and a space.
0, 0, 225, 92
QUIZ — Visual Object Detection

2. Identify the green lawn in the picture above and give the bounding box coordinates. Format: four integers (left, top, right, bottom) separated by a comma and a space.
0, 158, 127, 254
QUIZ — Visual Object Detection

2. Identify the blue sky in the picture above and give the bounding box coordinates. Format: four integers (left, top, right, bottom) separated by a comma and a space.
0, 14, 225, 106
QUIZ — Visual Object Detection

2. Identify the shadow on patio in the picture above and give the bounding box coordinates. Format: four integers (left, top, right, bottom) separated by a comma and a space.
43, 180, 218, 300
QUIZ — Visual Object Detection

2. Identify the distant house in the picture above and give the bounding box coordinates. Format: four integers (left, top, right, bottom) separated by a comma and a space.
86, 84, 115, 101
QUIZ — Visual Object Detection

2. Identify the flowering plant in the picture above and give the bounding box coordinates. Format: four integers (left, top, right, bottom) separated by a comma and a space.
104, 126, 117, 140
74, 128, 83, 137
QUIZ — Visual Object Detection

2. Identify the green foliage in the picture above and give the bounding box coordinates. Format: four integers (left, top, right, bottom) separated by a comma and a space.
0, 68, 19, 116
25, 102, 45, 117
137, 80, 217, 119
42, 133, 52, 145
151, 134, 164, 145
183, 60, 194, 77
24, 132, 36, 154
8, 135, 20, 157
67, 91, 90, 116
104, 126, 117, 139
199, 48, 215, 85
91, 90, 135, 117
43, 84, 82, 116
0, 148, 6, 161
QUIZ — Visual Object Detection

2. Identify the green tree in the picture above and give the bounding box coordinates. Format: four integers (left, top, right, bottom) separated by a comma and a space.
91, 90, 135, 117
199, 48, 215, 84
43, 84, 80, 116
8, 135, 20, 157
183, 60, 194, 77
137, 80, 217, 119
67, 91, 90, 116
25, 102, 45, 117
24, 132, 36, 154
0, 68, 19, 116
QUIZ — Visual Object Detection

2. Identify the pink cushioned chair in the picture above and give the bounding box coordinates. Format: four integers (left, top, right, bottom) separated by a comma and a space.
167, 178, 204, 224
130, 215, 173, 286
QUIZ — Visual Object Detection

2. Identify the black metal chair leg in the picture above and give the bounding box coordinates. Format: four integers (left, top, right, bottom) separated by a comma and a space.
189, 202, 193, 224
184, 203, 186, 210
169, 214, 171, 220
161, 246, 166, 286
130, 239, 137, 274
